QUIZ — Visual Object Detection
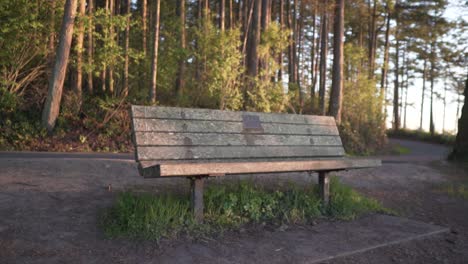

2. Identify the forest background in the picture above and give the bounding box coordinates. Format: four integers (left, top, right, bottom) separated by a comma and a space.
0, 0, 466, 155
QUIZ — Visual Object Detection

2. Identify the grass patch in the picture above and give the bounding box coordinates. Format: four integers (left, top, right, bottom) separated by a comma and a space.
101, 177, 390, 240
387, 129, 455, 146
437, 182, 468, 200
392, 145, 411, 155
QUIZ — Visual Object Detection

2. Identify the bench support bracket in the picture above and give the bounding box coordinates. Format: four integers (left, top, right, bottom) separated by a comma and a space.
190, 176, 205, 223
318, 171, 330, 204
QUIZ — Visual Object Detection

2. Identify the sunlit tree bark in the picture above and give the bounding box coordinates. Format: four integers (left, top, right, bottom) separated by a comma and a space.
42, 0, 78, 132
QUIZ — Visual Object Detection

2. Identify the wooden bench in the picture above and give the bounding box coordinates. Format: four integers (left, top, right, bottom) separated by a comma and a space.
130, 105, 381, 222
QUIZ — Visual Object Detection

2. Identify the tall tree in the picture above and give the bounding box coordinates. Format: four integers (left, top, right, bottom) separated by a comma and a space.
450, 75, 468, 160
278, 0, 284, 81
142, 0, 148, 55
149, 0, 161, 104
244, 0, 262, 108
318, 0, 328, 115
393, 13, 400, 130
108, 0, 115, 95
220, 0, 225, 31
429, 38, 436, 135
367, 0, 378, 79
74, 0, 86, 105
175, 0, 186, 96
328, 0, 344, 124
42, 0, 78, 132
380, 2, 391, 125
87, 0, 94, 94
122, 0, 131, 97
420, 57, 427, 130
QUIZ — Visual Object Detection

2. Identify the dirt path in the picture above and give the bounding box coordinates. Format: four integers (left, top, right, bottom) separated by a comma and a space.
0, 140, 467, 263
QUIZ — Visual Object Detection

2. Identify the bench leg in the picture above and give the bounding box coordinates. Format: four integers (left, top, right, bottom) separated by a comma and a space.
318, 172, 330, 204
190, 177, 204, 223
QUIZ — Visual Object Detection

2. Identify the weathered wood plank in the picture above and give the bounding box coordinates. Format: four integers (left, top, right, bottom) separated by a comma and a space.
131, 105, 336, 126
134, 132, 342, 146
132, 119, 339, 135
136, 145, 345, 161
139, 158, 381, 177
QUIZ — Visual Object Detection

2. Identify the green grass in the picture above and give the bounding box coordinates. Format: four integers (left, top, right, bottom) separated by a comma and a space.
101, 177, 391, 240
437, 182, 468, 200
392, 145, 411, 155
387, 129, 455, 146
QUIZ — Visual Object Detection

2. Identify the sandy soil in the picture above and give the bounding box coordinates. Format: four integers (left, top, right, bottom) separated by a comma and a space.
0, 140, 467, 263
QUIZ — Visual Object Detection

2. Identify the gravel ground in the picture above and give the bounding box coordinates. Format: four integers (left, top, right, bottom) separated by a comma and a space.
0, 140, 466, 263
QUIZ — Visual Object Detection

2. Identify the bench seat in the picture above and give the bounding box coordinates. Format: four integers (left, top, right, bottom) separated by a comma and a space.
138, 158, 381, 177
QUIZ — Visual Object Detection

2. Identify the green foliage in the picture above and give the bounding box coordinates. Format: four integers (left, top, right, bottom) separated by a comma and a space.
204, 181, 322, 227
0, 88, 46, 150
101, 178, 389, 240
339, 43, 386, 155
247, 22, 291, 112
0, 0, 51, 94
327, 177, 393, 219
101, 192, 194, 240
387, 129, 455, 146
191, 19, 244, 110
0, 89, 131, 152
392, 145, 412, 155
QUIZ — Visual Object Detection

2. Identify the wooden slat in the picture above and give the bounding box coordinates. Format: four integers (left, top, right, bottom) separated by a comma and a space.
131, 105, 336, 126
136, 146, 345, 161
138, 157, 346, 168
132, 119, 339, 135
134, 132, 342, 146
139, 158, 381, 177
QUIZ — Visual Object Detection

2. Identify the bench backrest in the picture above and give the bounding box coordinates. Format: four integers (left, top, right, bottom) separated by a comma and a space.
130, 105, 344, 168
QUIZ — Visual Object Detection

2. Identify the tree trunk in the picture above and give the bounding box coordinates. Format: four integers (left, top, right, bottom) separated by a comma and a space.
442, 76, 448, 133
48, 0, 57, 53
328, 0, 344, 124
122, 0, 130, 97
278, 0, 284, 81
420, 58, 427, 130
42, 0, 78, 132
73, 0, 86, 106
244, 0, 262, 109
220, 0, 225, 31
318, 1, 328, 115
310, 3, 317, 99
175, 0, 186, 97
450, 74, 468, 160
246, 0, 261, 77
429, 40, 435, 136
87, 0, 94, 94
380, 8, 390, 125
108, 0, 115, 95
261, 0, 271, 81
368, 0, 378, 79
149, 0, 161, 104
142, 0, 148, 55
102, 0, 109, 93
393, 32, 400, 130
229, 0, 233, 29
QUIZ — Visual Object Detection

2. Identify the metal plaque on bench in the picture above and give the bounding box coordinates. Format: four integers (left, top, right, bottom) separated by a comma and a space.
242, 114, 264, 133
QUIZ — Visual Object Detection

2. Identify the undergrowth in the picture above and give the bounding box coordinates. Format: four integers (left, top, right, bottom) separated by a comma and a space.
0, 88, 132, 152
387, 129, 455, 146
101, 177, 391, 240
437, 182, 468, 200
